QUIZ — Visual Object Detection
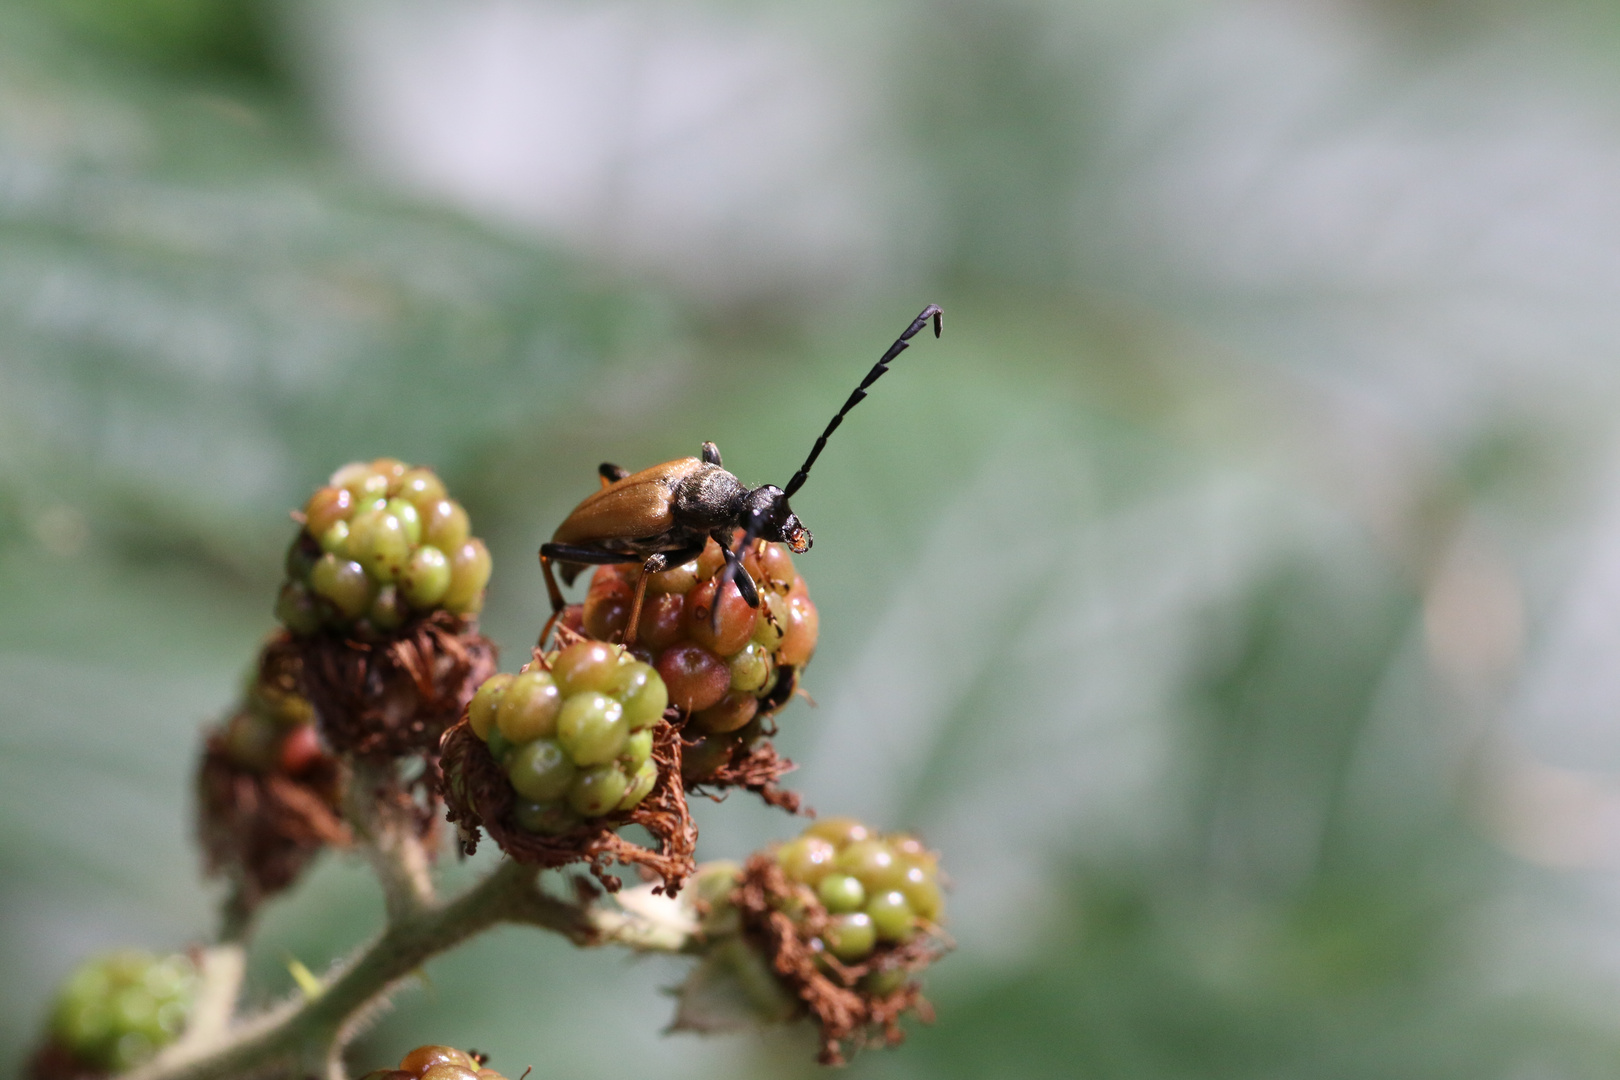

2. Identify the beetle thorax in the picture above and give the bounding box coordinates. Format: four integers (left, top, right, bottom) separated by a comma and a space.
672, 465, 748, 530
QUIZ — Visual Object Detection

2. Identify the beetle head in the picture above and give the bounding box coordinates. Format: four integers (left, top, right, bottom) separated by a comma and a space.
745, 485, 812, 554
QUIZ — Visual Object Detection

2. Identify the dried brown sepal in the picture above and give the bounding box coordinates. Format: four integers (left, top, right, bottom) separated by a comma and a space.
25, 1041, 103, 1080
684, 731, 807, 815
196, 729, 351, 911
732, 853, 949, 1065
283, 611, 497, 759
439, 716, 697, 896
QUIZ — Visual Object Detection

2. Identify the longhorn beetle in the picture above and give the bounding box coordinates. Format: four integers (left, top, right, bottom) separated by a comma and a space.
539, 304, 943, 644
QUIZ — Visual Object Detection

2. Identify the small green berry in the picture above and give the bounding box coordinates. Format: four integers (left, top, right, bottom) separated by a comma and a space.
422, 498, 471, 552
751, 592, 788, 649
817, 873, 866, 914
385, 498, 423, 545
557, 692, 627, 765
620, 727, 654, 769
348, 509, 410, 582
901, 875, 943, 922
835, 839, 900, 890
468, 673, 514, 740
507, 738, 577, 802
614, 661, 668, 729
804, 817, 870, 848
552, 641, 621, 696
495, 670, 562, 743
310, 554, 372, 619
865, 890, 916, 942
776, 836, 837, 885
618, 759, 657, 810
275, 581, 322, 635
396, 468, 447, 508
368, 585, 408, 631
568, 764, 629, 816
442, 538, 491, 613
369, 457, 409, 489
319, 520, 351, 555
401, 545, 452, 608
728, 642, 772, 694
823, 913, 876, 962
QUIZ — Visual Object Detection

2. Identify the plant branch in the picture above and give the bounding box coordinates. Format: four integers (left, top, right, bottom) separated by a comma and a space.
125, 860, 592, 1080
345, 757, 436, 924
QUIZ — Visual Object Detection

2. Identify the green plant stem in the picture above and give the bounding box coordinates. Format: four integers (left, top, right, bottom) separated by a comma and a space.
124, 859, 594, 1080
345, 757, 436, 924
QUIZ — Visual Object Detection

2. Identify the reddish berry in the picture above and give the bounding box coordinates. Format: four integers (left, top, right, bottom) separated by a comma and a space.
278, 724, 323, 775
691, 691, 758, 735
635, 592, 686, 650
656, 644, 730, 713
304, 486, 354, 538
583, 572, 633, 641
682, 579, 755, 656
779, 595, 819, 667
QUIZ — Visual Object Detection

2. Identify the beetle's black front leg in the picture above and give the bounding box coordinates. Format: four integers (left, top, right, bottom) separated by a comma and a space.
712, 530, 761, 608
598, 463, 629, 489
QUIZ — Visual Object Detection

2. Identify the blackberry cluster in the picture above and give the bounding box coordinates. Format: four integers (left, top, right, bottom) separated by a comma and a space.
217, 657, 322, 778
360, 1044, 510, 1080
726, 818, 949, 1064
42, 951, 197, 1074
277, 459, 491, 637
465, 641, 668, 835
773, 818, 943, 966
197, 644, 348, 911
579, 536, 818, 782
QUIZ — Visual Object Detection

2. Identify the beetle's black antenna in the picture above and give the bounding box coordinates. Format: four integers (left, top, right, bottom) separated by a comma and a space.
781, 304, 942, 499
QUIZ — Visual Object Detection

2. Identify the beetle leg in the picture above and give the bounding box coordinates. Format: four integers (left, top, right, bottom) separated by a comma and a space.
598, 462, 629, 488
624, 562, 654, 647
539, 542, 643, 610
540, 552, 567, 614
623, 542, 706, 646
711, 527, 761, 612
701, 441, 723, 467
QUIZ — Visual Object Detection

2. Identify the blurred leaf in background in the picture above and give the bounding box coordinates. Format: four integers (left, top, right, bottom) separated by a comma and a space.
12, 1, 1620, 1079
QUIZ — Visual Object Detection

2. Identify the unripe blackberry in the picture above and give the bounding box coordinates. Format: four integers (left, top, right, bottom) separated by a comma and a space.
282, 461, 492, 636
771, 822, 944, 964
276, 460, 497, 759
35, 950, 197, 1074
197, 638, 350, 913
465, 644, 665, 829
438, 634, 697, 894
576, 535, 817, 805
722, 819, 950, 1065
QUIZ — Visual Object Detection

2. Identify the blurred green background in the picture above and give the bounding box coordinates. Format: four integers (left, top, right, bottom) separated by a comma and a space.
9, 0, 1620, 1076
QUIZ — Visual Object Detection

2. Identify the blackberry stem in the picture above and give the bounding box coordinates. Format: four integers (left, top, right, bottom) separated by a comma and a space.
124, 860, 698, 1080
345, 758, 436, 925
123, 860, 593, 1080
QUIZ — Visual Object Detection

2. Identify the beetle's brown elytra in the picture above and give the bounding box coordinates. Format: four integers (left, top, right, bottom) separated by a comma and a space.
540, 305, 942, 645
